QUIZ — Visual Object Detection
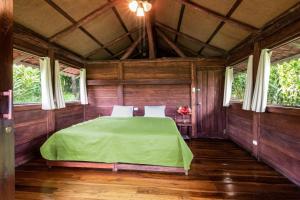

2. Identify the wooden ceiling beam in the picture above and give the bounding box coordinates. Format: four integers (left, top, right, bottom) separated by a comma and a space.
156, 22, 227, 55
120, 32, 145, 60
44, 0, 114, 56
178, 0, 259, 33
156, 28, 186, 58
175, 4, 186, 43
108, 0, 134, 43
49, 0, 122, 42
85, 26, 142, 58
145, 12, 156, 59
198, 0, 243, 55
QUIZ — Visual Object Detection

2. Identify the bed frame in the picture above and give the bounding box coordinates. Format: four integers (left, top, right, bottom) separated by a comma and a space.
46, 161, 188, 175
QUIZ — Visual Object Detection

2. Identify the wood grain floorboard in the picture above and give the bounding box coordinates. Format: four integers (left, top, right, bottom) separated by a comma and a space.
15, 139, 300, 199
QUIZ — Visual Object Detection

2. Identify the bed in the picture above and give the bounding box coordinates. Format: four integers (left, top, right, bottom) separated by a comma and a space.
40, 116, 193, 174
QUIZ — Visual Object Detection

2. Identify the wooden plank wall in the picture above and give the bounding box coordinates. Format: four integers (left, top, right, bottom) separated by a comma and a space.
259, 111, 300, 186
54, 105, 84, 131
86, 61, 192, 119
14, 104, 84, 166
14, 106, 48, 166
227, 104, 253, 152
86, 59, 225, 138
227, 104, 300, 186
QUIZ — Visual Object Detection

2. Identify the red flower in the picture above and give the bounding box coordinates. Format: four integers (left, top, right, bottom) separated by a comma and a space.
177, 106, 192, 115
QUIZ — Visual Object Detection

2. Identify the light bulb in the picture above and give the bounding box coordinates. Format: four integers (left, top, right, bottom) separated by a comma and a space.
129, 0, 138, 12
136, 6, 145, 16
143, 1, 152, 12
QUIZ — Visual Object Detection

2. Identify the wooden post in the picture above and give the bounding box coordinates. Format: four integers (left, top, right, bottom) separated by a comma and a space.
145, 12, 156, 59
47, 48, 56, 134
117, 63, 124, 105
191, 62, 197, 138
0, 0, 13, 114
48, 48, 56, 97
252, 41, 261, 159
0, 0, 14, 199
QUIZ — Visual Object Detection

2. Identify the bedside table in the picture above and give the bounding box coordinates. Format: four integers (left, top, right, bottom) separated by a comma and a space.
176, 121, 192, 140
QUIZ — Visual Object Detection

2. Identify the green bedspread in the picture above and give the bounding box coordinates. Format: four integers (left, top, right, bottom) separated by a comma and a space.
40, 117, 193, 170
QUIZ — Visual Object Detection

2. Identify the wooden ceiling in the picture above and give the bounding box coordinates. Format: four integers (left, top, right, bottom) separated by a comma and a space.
14, 0, 299, 60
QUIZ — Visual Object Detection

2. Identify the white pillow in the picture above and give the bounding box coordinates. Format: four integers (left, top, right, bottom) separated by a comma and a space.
144, 106, 166, 117
111, 105, 133, 117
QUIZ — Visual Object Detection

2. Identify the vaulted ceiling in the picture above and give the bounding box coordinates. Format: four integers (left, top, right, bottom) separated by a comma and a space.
14, 0, 299, 60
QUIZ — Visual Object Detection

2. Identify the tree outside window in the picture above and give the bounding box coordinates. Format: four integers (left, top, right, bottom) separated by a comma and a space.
230, 58, 300, 107
13, 64, 41, 104
60, 65, 80, 102
268, 59, 300, 107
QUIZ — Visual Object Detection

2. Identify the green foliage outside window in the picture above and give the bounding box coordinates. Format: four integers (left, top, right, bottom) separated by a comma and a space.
231, 72, 246, 101
13, 64, 41, 104
268, 59, 300, 107
60, 73, 80, 102
13, 64, 80, 104
231, 58, 300, 107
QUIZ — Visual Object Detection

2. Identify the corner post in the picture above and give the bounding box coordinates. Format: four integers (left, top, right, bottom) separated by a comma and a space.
252, 41, 261, 160
191, 62, 197, 138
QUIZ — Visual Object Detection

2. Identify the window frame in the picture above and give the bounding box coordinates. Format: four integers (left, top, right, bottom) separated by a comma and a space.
58, 61, 81, 104
13, 49, 42, 105
266, 39, 300, 108
230, 59, 248, 104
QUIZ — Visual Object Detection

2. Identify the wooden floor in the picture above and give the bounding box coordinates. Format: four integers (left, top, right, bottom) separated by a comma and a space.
16, 139, 300, 200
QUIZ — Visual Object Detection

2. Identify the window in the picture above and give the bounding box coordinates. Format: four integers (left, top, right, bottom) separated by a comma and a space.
13, 50, 41, 104
231, 60, 247, 102
268, 58, 300, 107
231, 71, 246, 101
60, 64, 80, 102
267, 38, 300, 107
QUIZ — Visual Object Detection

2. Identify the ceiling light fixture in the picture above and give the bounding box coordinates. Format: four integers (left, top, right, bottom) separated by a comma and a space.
129, 0, 152, 17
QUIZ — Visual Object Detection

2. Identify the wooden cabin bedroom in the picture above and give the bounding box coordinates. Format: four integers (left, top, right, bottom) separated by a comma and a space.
1, 0, 300, 199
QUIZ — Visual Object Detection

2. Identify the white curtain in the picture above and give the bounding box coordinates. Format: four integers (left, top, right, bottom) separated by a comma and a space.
242, 55, 253, 110
54, 60, 66, 109
80, 68, 88, 105
223, 67, 234, 107
40, 57, 55, 110
251, 49, 272, 112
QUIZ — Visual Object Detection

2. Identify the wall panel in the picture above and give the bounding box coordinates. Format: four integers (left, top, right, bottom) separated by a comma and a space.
227, 104, 253, 152
14, 106, 48, 166
124, 84, 190, 117
54, 104, 84, 130
14, 104, 84, 166
227, 104, 300, 186
86, 64, 118, 80
123, 61, 191, 80
259, 112, 300, 186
